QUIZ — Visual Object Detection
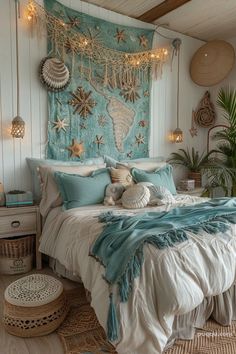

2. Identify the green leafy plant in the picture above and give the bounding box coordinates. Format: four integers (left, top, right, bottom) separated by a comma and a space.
204, 87, 236, 197
168, 147, 212, 172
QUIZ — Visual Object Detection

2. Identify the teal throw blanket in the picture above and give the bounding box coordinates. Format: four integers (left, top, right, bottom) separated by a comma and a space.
91, 198, 236, 341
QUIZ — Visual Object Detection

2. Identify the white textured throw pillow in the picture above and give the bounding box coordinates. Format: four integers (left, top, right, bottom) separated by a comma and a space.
122, 184, 150, 209
138, 183, 175, 205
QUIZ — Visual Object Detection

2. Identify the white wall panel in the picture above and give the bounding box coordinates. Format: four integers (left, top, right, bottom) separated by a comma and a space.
0, 0, 207, 192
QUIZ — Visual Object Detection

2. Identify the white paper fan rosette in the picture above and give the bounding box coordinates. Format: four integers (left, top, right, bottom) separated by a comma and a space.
39, 57, 71, 92
122, 184, 150, 209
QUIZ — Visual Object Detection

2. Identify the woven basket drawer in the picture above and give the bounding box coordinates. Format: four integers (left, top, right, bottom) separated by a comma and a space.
0, 213, 36, 236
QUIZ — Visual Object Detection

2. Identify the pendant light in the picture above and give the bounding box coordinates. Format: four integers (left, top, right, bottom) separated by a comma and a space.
11, 0, 25, 139
172, 38, 183, 143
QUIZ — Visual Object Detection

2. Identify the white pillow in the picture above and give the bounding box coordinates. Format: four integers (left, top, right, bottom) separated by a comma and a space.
117, 161, 166, 172
39, 164, 106, 217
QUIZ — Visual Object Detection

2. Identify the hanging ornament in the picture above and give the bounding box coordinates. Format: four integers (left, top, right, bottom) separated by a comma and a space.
67, 139, 84, 158
194, 91, 216, 128
189, 110, 198, 137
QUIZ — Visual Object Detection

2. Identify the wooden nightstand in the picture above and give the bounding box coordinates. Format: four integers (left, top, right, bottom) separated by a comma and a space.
177, 187, 205, 197
0, 205, 42, 270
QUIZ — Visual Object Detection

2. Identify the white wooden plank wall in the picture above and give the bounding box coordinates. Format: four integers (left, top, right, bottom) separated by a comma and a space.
0, 0, 207, 192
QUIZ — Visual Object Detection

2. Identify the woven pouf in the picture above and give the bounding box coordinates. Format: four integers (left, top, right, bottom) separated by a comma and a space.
3, 274, 68, 337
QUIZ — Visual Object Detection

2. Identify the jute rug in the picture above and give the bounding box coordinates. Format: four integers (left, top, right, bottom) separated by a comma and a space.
58, 285, 236, 354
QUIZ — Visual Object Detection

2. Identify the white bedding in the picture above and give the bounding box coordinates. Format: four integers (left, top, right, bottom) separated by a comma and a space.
39, 195, 236, 354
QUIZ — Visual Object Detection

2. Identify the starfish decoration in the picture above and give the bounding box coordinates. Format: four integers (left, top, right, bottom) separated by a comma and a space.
127, 151, 133, 158
82, 28, 101, 51
94, 135, 104, 149
98, 114, 107, 127
67, 139, 84, 158
139, 35, 148, 48
143, 90, 150, 97
68, 87, 96, 118
52, 117, 69, 132
135, 133, 145, 147
66, 15, 80, 29
120, 76, 140, 103
114, 28, 126, 43
80, 122, 87, 130
138, 120, 149, 128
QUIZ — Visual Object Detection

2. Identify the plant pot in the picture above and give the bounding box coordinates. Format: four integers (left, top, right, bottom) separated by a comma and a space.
188, 172, 202, 188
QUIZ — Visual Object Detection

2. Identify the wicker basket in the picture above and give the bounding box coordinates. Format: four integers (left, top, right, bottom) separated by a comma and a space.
0, 236, 34, 275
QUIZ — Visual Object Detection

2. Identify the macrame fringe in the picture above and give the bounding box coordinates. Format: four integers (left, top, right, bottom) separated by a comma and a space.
107, 292, 119, 342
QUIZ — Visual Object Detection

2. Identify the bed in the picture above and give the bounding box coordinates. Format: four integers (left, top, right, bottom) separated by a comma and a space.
39, 193, 236, 354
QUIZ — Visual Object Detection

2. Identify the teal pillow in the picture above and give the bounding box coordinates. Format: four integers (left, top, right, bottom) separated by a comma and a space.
26, 157, 105, 202
131, 165, 177, 195
54, 168, 111, 209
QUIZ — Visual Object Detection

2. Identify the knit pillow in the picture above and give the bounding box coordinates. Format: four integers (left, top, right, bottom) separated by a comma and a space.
122, 184, 150, 209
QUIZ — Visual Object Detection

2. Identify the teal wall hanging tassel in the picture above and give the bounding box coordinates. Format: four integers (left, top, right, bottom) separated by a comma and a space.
107, 292, 119, 342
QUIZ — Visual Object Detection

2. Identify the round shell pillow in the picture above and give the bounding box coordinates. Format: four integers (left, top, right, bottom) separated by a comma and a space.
122, 184, 150, 209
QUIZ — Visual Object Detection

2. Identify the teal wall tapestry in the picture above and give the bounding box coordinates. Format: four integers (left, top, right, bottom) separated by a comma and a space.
45, 0, 154, 161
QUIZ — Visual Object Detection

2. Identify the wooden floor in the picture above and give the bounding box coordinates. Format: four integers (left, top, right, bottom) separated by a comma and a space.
0, 267, 79, 354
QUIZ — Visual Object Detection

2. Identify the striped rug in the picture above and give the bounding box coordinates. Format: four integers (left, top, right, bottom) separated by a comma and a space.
58, 286, 236, 354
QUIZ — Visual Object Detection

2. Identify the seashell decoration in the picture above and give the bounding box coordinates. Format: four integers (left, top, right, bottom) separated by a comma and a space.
194, 91, 216, 128
122, 184, 150, 209
39, 57, 71, 92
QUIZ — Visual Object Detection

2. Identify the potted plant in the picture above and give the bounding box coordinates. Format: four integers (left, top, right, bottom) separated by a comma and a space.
204, 87, 236, 196
168, 147, 213, 187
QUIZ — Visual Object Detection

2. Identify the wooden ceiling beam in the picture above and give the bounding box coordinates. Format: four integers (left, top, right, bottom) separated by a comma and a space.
137, 0, 191, 23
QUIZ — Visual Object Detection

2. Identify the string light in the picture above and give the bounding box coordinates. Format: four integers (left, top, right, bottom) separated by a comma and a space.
27, 0, 170, 84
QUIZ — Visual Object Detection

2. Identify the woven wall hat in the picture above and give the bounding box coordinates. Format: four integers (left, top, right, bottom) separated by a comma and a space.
190, 40, 235, 86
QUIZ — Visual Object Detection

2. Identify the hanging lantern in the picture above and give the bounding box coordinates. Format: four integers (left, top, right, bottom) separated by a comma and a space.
172, 38, 183, 144
11, 116, 25, 139
172, 127, 183, 143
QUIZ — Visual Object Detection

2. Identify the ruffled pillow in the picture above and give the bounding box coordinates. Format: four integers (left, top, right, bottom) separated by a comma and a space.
122, 184, 150, 209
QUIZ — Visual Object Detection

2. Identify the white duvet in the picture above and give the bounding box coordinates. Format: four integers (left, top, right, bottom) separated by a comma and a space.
39, 195, 236, 354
